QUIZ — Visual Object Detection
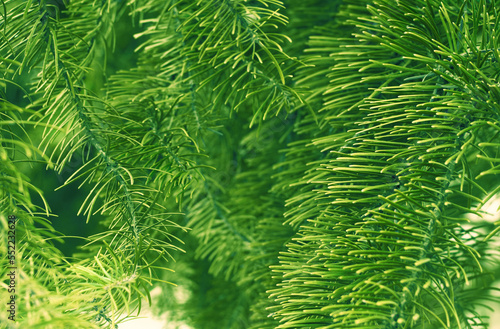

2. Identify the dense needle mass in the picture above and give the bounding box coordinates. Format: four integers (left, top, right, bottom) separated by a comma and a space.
1, 1, 500, 328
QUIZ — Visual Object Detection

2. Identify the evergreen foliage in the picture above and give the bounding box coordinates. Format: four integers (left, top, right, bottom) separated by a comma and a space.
1, 0, 500, 328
